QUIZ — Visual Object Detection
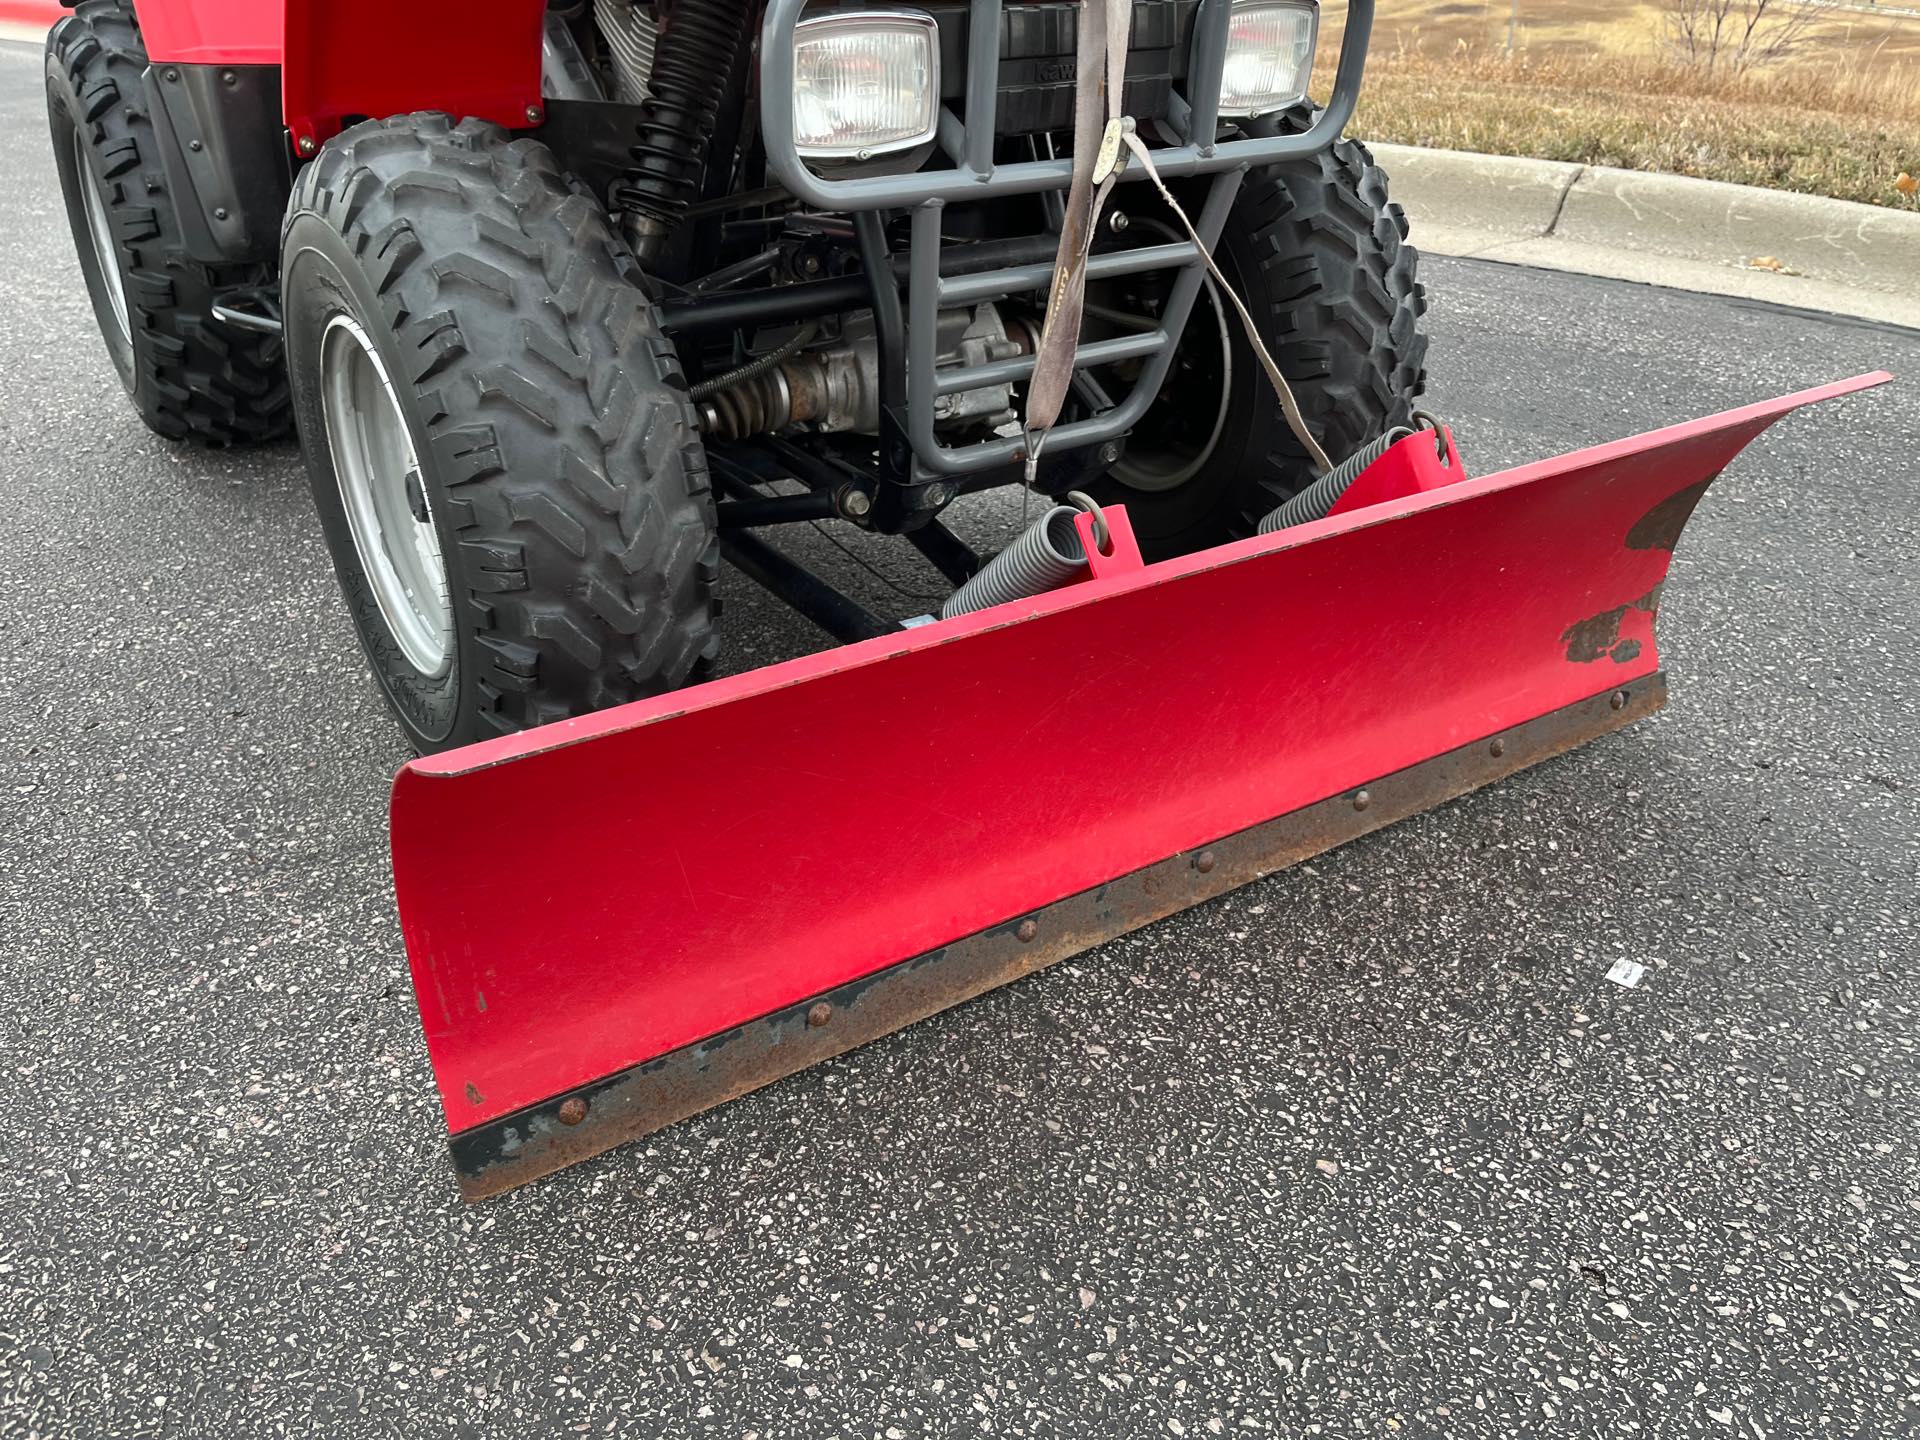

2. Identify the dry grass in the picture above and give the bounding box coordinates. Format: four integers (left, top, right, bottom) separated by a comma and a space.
1314, 1, 1920, 207
1339, 0, 1920, 67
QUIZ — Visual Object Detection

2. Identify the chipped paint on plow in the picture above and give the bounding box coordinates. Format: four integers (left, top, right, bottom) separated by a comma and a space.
1562, 586, 1664, 665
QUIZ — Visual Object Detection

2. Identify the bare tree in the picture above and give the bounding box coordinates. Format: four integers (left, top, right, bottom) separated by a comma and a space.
1661, 0, 1836, 71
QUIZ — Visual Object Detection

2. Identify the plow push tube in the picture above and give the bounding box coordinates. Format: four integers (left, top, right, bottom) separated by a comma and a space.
393, 374, 1889, 1199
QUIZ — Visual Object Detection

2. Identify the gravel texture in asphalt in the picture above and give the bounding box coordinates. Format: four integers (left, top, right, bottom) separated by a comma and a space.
2, 36, 1917, 1440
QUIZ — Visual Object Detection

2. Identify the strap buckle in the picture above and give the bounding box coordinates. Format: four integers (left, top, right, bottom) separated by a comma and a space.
1091, 117, 1135, 186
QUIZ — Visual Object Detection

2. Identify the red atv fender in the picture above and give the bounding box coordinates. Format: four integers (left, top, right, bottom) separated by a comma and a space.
133, 0, 545, 153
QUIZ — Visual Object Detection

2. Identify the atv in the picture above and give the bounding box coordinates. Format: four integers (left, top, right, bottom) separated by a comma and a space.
49, 0, 1423, 747
47, 0, 1888, 1196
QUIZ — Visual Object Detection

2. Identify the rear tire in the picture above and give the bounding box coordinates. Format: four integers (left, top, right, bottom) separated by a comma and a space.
1088, 109, 1428, 557
282, 114, 719, 753
45, 0, 290, 445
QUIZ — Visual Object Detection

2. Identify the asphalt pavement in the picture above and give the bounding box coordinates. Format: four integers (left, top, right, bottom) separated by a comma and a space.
2, 35, 1918, 1440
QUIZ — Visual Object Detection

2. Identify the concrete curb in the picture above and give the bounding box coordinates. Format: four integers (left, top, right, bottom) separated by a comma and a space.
1373, 143, 1920, 331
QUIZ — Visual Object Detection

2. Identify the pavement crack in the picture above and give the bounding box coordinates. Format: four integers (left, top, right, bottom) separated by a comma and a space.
1544, 165, 1586, 237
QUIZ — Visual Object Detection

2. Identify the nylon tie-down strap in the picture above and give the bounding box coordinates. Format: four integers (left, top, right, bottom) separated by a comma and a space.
1021, 0, 1132, 478
1022, 0, 1334, 480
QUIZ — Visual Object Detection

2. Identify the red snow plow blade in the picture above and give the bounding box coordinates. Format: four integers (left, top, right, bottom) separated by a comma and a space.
393, 373, 1887, 1198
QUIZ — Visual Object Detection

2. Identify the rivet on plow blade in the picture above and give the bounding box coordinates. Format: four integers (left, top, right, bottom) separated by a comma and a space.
390, 373, 1891, 1200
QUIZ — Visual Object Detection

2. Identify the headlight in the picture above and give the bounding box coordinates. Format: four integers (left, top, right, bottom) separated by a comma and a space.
1218, 0, 1318, 117
792, 10, 940, 160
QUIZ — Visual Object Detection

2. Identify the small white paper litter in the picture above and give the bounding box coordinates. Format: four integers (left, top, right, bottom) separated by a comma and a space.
1605, 959, 1646, 989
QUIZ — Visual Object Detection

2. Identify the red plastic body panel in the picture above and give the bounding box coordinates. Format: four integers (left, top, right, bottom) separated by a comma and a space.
131, 0, 543, 145
282, 0, 544, 148
392, 373, 1889, 1133
134, 0, 281, 64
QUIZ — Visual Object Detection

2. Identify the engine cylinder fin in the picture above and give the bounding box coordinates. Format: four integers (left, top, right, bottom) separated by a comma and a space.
593, 0, 658, 104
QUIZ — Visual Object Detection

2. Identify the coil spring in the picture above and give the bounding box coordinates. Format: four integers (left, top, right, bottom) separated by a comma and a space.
612, 0, 750, 230
940, 506, 1090, 619
1256, 426, 1413, 536
698, 370, 792, 441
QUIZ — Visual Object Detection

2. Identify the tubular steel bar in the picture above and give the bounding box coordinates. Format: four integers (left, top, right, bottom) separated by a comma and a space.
936, 240, 1200, 307
717, 531, 898, 643
660, 233, 1068, 336
449, 676, 1665, 1199
962, 0, 1001, 178
716, 492, 838, 527
1183, 0, 1230, 144
909, 168, 1243, 477
853, 212, 908, 415
933, 331, 1165, 397
906, 518, 983, 585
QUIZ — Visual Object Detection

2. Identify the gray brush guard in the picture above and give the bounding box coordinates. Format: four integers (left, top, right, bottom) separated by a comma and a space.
755, 0, 1378, 484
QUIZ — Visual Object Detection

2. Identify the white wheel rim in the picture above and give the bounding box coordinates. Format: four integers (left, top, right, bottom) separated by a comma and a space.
75, 129, 130, 345
318, 314, 454, 676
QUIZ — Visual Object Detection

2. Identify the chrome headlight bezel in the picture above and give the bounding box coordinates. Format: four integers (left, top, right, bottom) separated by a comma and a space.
1218, 0, 1320, 119
791, 9, 942, 161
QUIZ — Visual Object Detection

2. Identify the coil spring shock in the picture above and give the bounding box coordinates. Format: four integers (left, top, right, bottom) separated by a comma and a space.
939, 495, 1108, 619
612, 0, 752, 258
1255, 413, 1449, 536
1256, 428, 1411, 536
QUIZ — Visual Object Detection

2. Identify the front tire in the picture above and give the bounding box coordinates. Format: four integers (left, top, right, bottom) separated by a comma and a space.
46, 0, 290, 445
1087, 111, 1428, 557
282, 115, 719, 752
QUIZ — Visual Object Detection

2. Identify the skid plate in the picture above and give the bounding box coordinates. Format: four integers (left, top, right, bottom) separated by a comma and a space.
391, 373, 1889, 1198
